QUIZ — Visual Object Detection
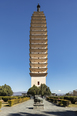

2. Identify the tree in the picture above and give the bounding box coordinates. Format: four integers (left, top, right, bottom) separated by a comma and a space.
27, 84, 51, 96
0, 84, 13, 96
27, 85, 40, 96
39, 84, 51, 96
73, 90, 77, 96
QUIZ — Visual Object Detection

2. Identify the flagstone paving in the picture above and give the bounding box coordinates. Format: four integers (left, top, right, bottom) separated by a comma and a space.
0, 99, 77, 116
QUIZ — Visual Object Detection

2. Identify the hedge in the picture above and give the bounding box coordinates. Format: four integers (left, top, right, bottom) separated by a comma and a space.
0, 101, 2, 109
2, 97, 9, 102
47, 96, 77, 104
2, 96, 18, 102
64, 96, 77, 104
0, 96, 3, 100
62, 100, 69, 107
46, 97, 70, 107
8, 97, 30, 106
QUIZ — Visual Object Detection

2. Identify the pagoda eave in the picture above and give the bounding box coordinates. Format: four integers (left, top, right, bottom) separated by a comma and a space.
30, 73, 48, 77
29, 54, 48, 57
30, 63, 48, 67
29, 58, 48, 62
30, 48, 48, 52
30, 68, 48, 72
30, 44, 48, 48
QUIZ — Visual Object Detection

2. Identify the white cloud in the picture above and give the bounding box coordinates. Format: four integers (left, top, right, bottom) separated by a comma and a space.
58, 90, 61, 92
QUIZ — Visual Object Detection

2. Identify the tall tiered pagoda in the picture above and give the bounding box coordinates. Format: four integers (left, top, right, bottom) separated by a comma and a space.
29, 4, 48, 87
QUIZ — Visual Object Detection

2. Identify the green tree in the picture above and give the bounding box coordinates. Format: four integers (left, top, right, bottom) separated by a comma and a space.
27, 85, 40, 96
0, 84, 13, 96
27, 84, 51, 96
39, 84, 51, 96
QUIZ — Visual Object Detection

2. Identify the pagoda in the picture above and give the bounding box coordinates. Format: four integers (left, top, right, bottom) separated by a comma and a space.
29, 4, 48, 87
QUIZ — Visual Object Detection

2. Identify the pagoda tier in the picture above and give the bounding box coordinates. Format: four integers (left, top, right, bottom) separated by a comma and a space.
30, 73, 47, 77
30, 63, 48, 67
31, 16, 46, 20
30, 27, 47, 31
32, 14, 44, 16
30, 39, 47, 44
30, 44, 48, 48
29, 68, 48, 72
31, 20, 46, 23
29, 54, 48, 58
31, 23, 46, 27
30, 35, 47, 39
30, 49, 48, 52
29, 11, 48, 78
29, 58, 48, 63
30, 31, 47, 35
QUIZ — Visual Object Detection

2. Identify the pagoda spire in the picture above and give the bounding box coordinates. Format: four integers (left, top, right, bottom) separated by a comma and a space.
37, 3, 40, 12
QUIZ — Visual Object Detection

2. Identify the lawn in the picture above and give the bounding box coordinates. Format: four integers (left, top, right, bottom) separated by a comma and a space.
68, 104, 77, 107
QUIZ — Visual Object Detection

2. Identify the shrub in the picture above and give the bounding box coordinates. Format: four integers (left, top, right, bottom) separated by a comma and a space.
50, 98, 54, 102
64, 96, 77, 104
2, 97, 9, 102
0, 101, 2, 109
54, 99, 58, 103
8, 99, 15, 106
46, 97, 49, 100
60, 96, 64, 99
62, 100, 69, 107
8, 97, 30, 107
47, 96, 70, 107
58, 99, 63, 106
0, 96, 2, 100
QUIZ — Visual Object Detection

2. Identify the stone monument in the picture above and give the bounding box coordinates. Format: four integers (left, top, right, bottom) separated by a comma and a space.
33, 95, 44, 109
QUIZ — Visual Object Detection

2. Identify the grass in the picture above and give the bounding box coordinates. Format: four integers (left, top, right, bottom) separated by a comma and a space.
68, 104, 77, 107
2, 101, 9, 107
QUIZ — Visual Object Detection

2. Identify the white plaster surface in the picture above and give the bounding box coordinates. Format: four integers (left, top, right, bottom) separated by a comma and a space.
31, 76, 46, 87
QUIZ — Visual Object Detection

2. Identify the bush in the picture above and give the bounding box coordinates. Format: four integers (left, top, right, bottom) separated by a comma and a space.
50, 98, 54, 102
2, 97, 9, 102
64, 96, 77, 104
0, 101, 2, 109
60, 96, 64, 99
8, 99, 15, 106
0, 96, 2, 100
62, 100, 69, 107
8, 97, 30, 107
54, 99, 58, 103
46, 97, 49, 100
58, 99, 62, 106
46, 97, 70, 107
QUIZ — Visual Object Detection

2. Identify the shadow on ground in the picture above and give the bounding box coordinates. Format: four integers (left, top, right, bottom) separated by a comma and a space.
8, 110, 77, 116
8, 112, 45, 116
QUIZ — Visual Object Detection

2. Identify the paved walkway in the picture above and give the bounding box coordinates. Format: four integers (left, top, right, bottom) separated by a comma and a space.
0, 99, 77, 116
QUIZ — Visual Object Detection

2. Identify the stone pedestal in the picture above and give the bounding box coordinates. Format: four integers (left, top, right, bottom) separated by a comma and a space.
33, 96, 44, 109
34, 103, 44, 109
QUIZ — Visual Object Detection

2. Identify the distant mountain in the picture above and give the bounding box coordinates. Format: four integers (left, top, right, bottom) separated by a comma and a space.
57, 93, 65, 96
13, 91, 27, 96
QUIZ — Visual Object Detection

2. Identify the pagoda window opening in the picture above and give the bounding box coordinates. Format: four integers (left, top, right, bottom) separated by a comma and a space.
38, 81, 40, 85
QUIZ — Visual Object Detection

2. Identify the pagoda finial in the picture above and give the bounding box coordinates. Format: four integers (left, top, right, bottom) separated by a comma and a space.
37, 3, 40, 12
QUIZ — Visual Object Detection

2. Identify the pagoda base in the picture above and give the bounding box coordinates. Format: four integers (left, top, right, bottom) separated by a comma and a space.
31, 76, 46, 87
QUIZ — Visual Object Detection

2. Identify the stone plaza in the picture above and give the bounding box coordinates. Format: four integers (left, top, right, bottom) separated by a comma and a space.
0, 99, 77, 116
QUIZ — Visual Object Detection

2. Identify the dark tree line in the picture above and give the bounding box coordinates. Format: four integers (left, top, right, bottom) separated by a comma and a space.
65, 89, 77, 96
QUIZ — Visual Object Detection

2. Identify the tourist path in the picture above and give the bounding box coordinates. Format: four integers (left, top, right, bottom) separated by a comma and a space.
0, 99, 77, 116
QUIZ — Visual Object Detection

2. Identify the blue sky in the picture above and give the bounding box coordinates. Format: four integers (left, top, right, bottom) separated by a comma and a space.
0, 0, 77, 94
